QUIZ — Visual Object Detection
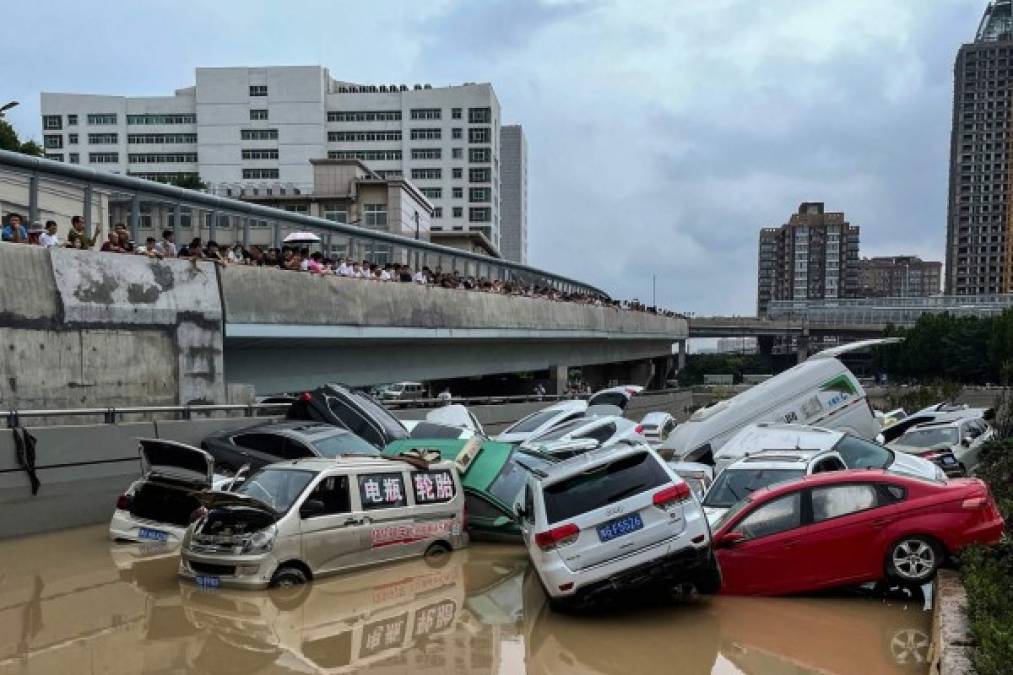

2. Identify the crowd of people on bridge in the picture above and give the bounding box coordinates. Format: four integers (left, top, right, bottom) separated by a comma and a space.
2, 211, 682, 317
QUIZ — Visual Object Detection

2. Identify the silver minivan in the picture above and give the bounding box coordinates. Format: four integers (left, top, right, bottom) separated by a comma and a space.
179, 456, 467, 590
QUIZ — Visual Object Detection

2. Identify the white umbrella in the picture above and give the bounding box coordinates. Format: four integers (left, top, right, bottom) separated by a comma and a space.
283, 232, 322, 244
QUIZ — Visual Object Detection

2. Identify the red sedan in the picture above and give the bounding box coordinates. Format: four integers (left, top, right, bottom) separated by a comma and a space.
713, 470, 1004, 596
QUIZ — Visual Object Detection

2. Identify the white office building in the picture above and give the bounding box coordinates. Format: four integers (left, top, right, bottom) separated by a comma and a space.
499, 125, 528, 264
41, 66, 515, 254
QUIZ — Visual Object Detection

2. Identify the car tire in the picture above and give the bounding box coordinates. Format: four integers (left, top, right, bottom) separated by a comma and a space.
269, 565, 310, 610
886, 536, 941, 586
424, 542, 452, 568
692, 556, 722, 595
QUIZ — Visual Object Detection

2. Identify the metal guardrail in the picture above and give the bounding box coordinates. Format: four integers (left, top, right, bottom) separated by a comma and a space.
0, 149, 607, 297
766, 294, 1013, 327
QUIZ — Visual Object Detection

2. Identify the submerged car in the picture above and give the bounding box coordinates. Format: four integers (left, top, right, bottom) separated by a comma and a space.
180, 456, 467, 590
714, 423, 945, 482
401, 404, 486, 440
519, 415, 643, 455
639, 411, 678, 443
701, 449, 847, 525
202, 421, 380, 473
495, 400, 589, 444
889, 417, 994, 476
518, 443, 719, 609
587, 384, 644, 411
878, 405, 991, 444
110, 439, 235, 545
383, 438, 557, 541
713, 470, 1004, 595
287, 383, 409, 448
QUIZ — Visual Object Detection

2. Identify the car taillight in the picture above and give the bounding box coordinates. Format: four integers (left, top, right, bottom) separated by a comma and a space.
654, 483, 692, 509
635, 424, 644, 434
300, 392, 312, 401
962, 497, 988, 510
189, 506, 208, 523
116, 494, 132, 511
534, 523, 579, 551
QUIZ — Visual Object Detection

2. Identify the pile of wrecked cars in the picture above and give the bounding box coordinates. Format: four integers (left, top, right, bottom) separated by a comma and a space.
107, 360, 1005, 612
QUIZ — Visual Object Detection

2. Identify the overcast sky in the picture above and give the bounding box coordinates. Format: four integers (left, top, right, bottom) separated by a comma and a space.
2, 0, 987, 314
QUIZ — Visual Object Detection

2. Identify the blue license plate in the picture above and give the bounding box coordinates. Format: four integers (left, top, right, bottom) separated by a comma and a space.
195, 575, 221, 589
942, 457, 957, 465
597, 513, 644, 542
138, 527, 169, 542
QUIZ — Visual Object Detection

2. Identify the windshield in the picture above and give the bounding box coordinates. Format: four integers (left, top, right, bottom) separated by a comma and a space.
409, 422, 465, 439
487, 450, 555, 505
834, 434, 894, 469
703, 468, 804, 509
715, 497, 752, 529
235, 468, 315, 513
543, 452, 669, 523
898, 427, 960, 448
529, 418, 588, 443
503, 410, 564, 434
311, 432, 380, 458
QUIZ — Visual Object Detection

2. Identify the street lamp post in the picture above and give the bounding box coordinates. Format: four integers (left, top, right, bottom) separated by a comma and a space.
0, 101, 19, 119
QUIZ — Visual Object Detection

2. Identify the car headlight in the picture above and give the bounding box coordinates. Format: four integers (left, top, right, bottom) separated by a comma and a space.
934, 466, 947, 481
241, 527, 276, 554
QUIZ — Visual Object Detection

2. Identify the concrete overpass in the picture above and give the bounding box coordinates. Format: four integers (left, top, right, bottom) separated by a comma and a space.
688, 316, 887, 339
0, 243, 687, 409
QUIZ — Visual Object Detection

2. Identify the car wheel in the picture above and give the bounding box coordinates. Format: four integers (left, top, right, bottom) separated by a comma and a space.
692, 556, 722, 595
886, 536, 941, 585
887, 627, 931, 669
424, 542, 452, 568
269, 565, 310, 610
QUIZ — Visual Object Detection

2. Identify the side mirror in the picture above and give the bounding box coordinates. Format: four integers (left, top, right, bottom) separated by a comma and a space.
962, 436, 973, 447
514, 504, 526, 521
299, 499, 326, 519
875, 433, 886, 444
715, 531, 745, 549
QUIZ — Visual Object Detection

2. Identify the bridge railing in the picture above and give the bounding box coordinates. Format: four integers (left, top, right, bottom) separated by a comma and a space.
0, 149, 606, 297
766, 295, 1013, 327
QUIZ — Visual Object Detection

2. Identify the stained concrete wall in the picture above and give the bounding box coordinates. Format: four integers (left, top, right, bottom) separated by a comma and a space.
0, 244, 224, 410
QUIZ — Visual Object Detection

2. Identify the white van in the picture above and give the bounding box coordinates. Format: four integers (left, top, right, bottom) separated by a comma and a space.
660, 339, 899, 463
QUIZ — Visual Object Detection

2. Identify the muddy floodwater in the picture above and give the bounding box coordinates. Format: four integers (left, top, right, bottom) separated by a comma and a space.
0, 526, 932, 674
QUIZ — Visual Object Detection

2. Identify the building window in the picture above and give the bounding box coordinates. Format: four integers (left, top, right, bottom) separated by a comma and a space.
87, 113, 118, 125
69, 152, 80, 164
452, 168, 463, 179
68, 133, 79, 144
453, 206, 463, 217
411, 168, 442, 180
410, 108, 441, 120
127, 133, 198, 144
45, 153, 64, 162
469, 187, 491, 202
43, 115, 62, 130
241, 129, 279, 140
469, 167, 491, 183
452, 128, 463, 140
67, 114, 78, 126
451, 108, 462, 120
328, 149, 402, 161
452, 187, 463, 199
433, 207, 443, 218
469, 207, 491, 222
126, 113, 196, 124
128, 171, 199, 182
44, 135, 63, 149
411, 148, 442, 160
410, 128, 442, 140
88, 133, 119, 144
468, 107, 491, 123
421, 187, 442, 199
469, 147, 492, 163
242, 168, 279, 179
323, 208, 348, 223
128, 152, 198, 163
249, 85, 268, 96
241, 148, 279, 160
328, 130, 401, 142
89, 152, 119, 163
250, 109, 269, 120
452, 148, 463, 159
327, 110, 401, 122
363, 204, 388, 228
469, 127, 491, 143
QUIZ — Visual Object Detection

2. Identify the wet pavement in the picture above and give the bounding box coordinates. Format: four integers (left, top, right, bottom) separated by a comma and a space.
0, 526, 931, 674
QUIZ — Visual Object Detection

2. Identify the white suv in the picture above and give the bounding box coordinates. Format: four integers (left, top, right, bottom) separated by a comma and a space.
517, 444, 718, 609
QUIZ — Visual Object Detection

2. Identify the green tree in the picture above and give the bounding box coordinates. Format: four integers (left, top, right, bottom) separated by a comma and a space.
0, 119, 44, 156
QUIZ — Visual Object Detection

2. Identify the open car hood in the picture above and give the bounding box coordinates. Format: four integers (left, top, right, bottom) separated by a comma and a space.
426, 404, 484, 434
139, 439, 214, 487
287, 383, 408, 448
808, 337, 903, 360
193, 490, 276, 515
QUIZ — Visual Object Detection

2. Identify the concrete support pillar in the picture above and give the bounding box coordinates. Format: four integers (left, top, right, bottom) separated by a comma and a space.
677, 339, 687, 371
758, 335, 775, 357
28, 173, 39, 225
129, 194, 140, 243
797, 331, 810, 363
83, 184, 93, 239
549, 365, 568, 395
629, 359, 655, 388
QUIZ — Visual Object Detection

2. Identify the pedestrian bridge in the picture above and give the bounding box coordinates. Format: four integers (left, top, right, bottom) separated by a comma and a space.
0, 244, 687, 409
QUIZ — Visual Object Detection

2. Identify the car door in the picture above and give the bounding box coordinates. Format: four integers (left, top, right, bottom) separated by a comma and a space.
300, 474, 372, 575
230, 432, 290, 469
791, 483, 889, 588
355, 470, 415, 563
716, 491, 809, 595
961, 420, 989, 471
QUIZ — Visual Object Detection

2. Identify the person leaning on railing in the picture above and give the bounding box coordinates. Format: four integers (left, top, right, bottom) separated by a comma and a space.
1, 213, 27, 243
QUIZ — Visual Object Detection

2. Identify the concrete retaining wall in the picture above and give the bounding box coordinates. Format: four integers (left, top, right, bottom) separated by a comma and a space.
931, 570, 977, 674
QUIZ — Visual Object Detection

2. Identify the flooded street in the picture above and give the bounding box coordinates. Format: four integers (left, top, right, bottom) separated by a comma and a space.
0, 526, 931, 675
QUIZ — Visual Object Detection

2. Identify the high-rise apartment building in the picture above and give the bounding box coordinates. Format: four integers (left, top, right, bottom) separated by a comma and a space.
756, 202, 860, 315
946, 0, 1013, 294
857, 256, 942, 297
499, 125, 528, 264
41, 66, 517, 254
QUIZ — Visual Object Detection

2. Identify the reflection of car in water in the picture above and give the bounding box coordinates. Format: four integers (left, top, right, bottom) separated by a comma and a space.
181, 551, 472, 674
715, 592, 932, 673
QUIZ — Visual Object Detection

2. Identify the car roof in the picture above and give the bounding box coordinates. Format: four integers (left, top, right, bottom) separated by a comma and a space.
746, 469, 927, 502
265, 456, 450, 473
539, 442, 651, 484
719, 423, 843, 454
727, 448, 833, 469
237, 421, 353, 440
640, 411, 673, 423
905, 417, 981, 430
